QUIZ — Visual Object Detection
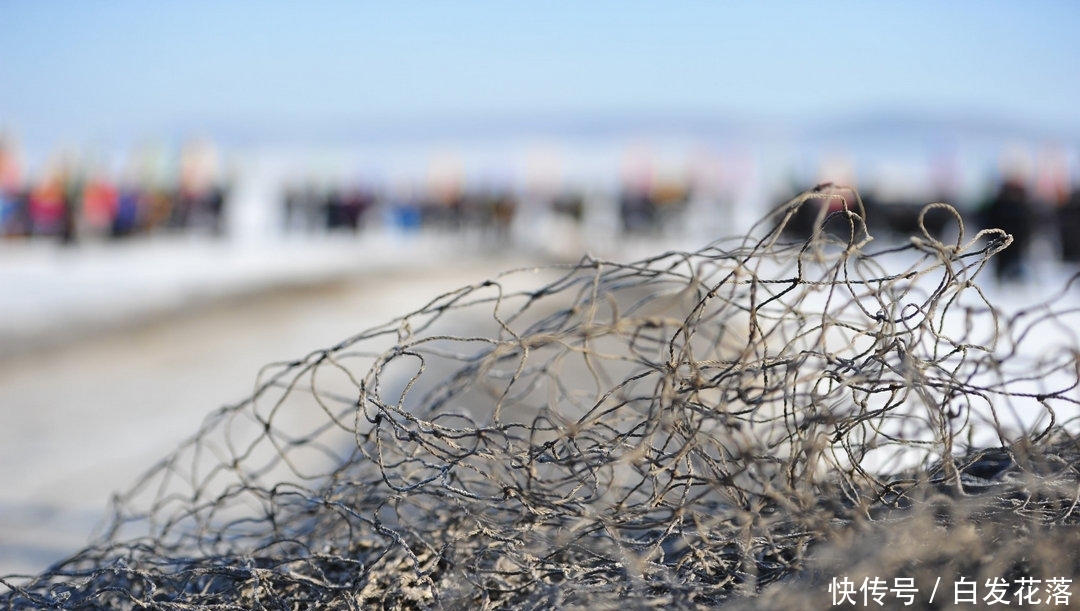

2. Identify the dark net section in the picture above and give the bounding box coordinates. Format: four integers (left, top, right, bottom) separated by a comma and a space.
4, 186, 1080, 609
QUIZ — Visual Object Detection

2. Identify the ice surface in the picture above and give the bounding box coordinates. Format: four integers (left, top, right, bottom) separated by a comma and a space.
1, 191, 1077, 579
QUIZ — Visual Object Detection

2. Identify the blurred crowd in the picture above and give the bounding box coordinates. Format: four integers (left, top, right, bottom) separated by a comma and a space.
277, 177, 692, 241
781, 168, 1080, 284
280, 182, 527, 240
5, 130, 1080, 286
973, 174, 1080, 282
0, 136, 229, 244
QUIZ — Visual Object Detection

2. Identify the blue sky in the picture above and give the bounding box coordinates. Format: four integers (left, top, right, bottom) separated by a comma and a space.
1, 1, 1079, 147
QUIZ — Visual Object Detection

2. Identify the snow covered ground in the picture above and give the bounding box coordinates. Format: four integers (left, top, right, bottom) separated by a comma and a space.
2, 200, 1079, 579
0, 228, 563, 576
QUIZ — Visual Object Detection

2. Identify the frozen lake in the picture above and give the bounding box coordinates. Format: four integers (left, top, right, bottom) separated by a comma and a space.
2, 202, 1079, 579
0, 231, 556, 576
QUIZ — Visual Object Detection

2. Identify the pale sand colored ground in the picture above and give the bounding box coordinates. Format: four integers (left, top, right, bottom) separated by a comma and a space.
0, 256, 550, 577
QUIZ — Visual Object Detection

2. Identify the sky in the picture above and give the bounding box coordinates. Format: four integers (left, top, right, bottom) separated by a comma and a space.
1, 1, 1079, 150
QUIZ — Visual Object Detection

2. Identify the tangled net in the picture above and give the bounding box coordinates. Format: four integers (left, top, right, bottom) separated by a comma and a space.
4, 186, 1080, 610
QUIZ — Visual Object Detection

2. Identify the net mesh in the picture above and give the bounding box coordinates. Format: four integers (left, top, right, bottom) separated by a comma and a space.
4, 185, 1080, 609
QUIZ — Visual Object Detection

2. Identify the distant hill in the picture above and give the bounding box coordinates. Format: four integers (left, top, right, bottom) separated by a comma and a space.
176, 108, 1080, 149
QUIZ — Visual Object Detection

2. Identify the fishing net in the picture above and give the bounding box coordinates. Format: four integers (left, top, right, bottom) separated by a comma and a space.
4, 185, 1080, 609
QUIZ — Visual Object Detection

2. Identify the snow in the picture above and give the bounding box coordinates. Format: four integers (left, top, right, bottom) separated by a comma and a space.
0, 227, 554, 577
0, 231, 474, 357
1, 195, 1079, 579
